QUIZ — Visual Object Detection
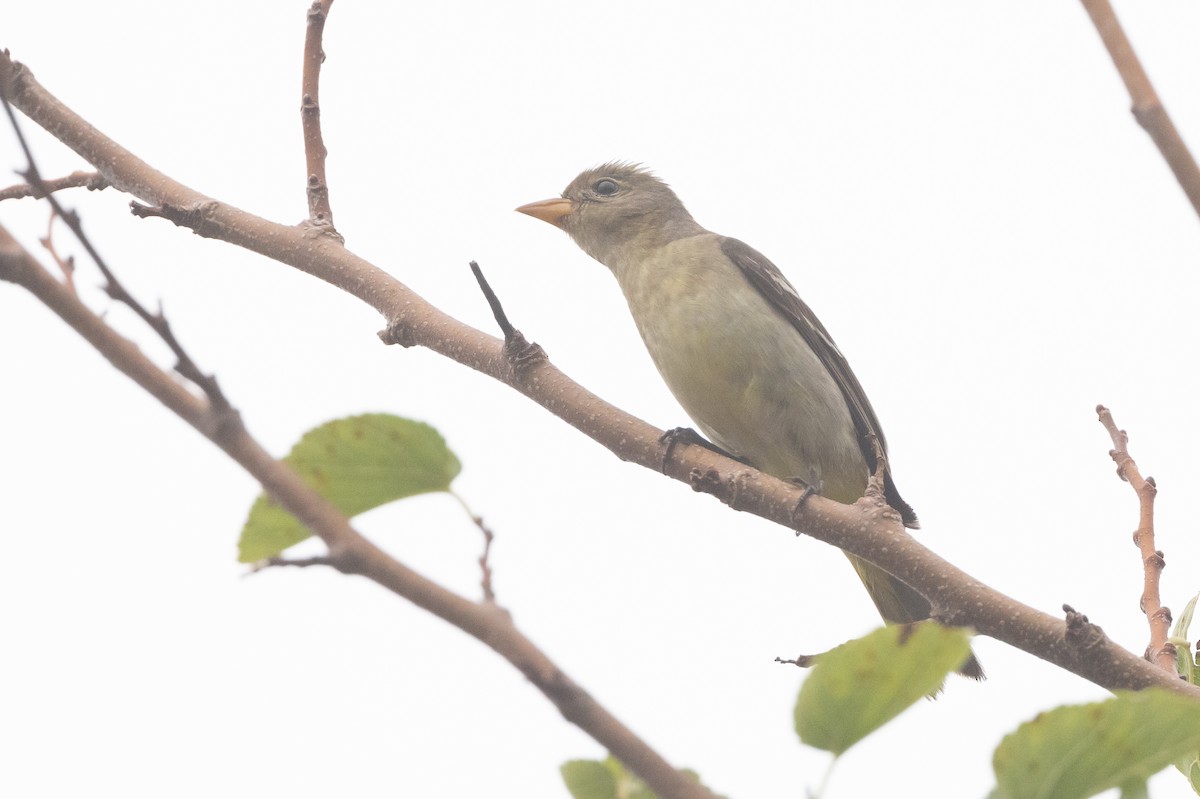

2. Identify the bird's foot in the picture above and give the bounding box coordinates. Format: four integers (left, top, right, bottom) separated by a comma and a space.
787, 471, 823, 532
658, 427, 746, 473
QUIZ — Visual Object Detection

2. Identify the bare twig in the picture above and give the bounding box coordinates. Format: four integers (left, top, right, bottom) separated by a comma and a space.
3, 49, 1198, 701
474, 513, 497, 603
0, 226, 716, 799
38, 207, 77, 293
1080, 0, 1200, 220
468, 260, 547, 377
0, 169, 106, 201
1, 90, 233, 417
1096, 405, 1177, 674
253, 555, 338, 571
469, 259, 517, 340
301, 0, 337, 231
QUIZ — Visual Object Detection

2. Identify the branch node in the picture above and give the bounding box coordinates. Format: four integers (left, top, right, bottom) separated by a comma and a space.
1152, 640, 1179, 664
505, 332, 547, 377
1063, 604, 1108, 652
378, 316, 416, 348
129, 199, 222, 236
300, 214, 343, 243
1080, 0, 1200, 218
468, 260, 548, 377
687, 466, 723, 496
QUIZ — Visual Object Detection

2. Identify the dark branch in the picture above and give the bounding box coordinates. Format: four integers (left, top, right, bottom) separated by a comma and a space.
468, 260, 547, 377
1, 89, 232, 416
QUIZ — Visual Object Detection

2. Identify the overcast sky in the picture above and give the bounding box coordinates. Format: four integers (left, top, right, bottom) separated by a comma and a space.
4, 3, 1200, 798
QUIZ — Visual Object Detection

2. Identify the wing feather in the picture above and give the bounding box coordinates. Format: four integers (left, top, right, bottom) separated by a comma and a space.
719, 237, 919, 528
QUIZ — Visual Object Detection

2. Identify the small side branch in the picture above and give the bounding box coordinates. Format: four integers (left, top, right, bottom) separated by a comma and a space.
468, 260, 547, 376
1080, 0, 1200, 220
0, 223, 716, 799
1, 91, 232, 419
0, 170, 107, 201
473, 511, 497, 603
1096, 405, 1176, 674
301, 0, 338, 231
251, 556, 339, 572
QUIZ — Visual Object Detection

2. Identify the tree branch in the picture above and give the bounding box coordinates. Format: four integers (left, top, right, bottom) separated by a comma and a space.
2, 90, 231, 413
300, 0, 337, 230
2, 50, 1197, 701
1079, 0, 1200, 220
0, 224, 717, 799
0, 169, 106, 201
1097, 405, 1177, 674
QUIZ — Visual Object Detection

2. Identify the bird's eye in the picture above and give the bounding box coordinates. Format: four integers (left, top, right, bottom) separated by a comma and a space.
593, 179, 619, 196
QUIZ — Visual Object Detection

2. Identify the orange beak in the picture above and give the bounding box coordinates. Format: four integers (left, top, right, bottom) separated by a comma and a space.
515, 197, 574, 229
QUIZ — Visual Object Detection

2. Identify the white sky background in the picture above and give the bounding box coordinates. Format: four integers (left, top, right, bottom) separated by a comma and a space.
3, 2, 1200, 797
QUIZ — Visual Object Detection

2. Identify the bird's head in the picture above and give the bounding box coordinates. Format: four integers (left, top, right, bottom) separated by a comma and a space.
517, 162, 702, 267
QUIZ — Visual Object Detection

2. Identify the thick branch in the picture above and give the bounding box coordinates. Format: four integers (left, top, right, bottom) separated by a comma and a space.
1080, 0, 1200, 220
2, 52, 1197, 699
0, 225, 715, 799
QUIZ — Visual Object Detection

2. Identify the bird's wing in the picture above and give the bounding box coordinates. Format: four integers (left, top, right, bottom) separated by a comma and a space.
719, 236, 919, 528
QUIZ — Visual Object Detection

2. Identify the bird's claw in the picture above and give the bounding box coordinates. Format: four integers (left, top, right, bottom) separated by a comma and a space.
787, 471, 823, 532
659, 427, 747, 473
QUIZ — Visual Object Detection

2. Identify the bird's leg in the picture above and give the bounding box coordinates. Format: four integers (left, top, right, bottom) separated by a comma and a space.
658, 426, 748, 473
787, 468, 824, 531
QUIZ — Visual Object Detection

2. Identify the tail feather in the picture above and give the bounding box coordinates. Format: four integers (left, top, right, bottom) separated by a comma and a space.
846, 554, 985, 680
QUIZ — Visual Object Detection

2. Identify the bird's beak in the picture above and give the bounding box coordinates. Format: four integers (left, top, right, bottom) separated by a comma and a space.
516, 197, 574, 229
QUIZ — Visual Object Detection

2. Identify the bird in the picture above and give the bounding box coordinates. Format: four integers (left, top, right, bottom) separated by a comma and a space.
516, 162, 982, 679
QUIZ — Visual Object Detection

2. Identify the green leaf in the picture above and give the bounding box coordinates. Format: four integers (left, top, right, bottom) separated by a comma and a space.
1175, 594, 1199, 640
1175, 749, 1200, 794
561, 760, 617, 799
605, 755, 656, 799
992, 689, 1200, 799
1117, 777, 1149, 799
1173, 594, 1200, 687
237, 414, 461, 562
794, 623, 972, 755
560, 755, 726, 799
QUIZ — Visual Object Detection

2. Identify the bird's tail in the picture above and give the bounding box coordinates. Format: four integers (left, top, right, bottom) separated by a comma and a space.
846, 553, 985, 680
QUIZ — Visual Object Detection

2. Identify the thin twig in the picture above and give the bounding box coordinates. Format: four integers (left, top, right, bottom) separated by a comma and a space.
1, 91, 232, 416
38, 207, 77, 294
1080, 0, 1200, 220
1096, 405, 1176, 674
0, 223, 717, 799
469, 260, 516, 339
468, 260, 546, 376
3, 47, 1198, 702
449, 490, 498, 602
251, 555, 338, 572
0, 170, 107, 201
301, 0, 337, 231
473, 511, 497, 603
